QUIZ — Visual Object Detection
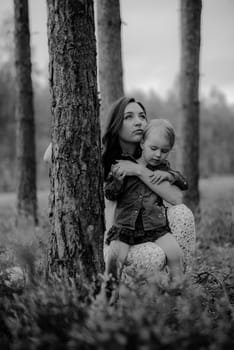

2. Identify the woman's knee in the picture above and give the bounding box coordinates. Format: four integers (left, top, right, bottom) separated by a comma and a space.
167, 204, 194, 225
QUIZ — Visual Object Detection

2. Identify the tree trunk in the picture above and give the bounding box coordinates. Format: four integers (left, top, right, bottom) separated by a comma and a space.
180, 0, 202, 213
96, 0, 124, 131
14, 0, 38, 225
47, 0, 105, 283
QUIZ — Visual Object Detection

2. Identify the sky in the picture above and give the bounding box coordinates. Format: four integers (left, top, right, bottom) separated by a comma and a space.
0, 0, 233, 103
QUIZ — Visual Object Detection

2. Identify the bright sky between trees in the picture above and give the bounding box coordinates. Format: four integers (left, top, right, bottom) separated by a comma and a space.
0, 0, 233, 103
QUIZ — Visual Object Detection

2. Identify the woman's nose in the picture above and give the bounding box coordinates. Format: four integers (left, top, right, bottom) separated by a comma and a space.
134, 115, 142, 125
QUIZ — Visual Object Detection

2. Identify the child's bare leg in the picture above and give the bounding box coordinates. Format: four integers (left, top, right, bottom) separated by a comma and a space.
105, 240, 130, 280
156, 233, 184, 287
104, 240, 129, 302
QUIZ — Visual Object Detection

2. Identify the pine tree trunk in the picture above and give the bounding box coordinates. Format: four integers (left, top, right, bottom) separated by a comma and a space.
47, 0, 105, 282
14, 0, 38, 225
97, 0, 124, 131
180, 0, 202, 213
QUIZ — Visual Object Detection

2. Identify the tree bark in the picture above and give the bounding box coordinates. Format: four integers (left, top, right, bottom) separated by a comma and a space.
47, 0, 105, 283
14, 0, 38, 225
96, 0, 124, 131
180, 0, 202, 213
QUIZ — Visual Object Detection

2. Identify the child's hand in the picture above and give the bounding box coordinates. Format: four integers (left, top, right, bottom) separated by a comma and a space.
149, 170, 174, 184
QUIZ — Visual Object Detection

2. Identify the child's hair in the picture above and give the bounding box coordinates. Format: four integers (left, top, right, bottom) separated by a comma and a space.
142, 118, 176, 149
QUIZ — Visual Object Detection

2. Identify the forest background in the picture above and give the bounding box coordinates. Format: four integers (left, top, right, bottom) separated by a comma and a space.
0, 0, 234, 192
0, 1, 234, 348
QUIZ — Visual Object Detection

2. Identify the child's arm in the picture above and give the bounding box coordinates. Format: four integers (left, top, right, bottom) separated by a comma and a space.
138, 168, 183, 205
167, 169, 188, 190
104, 171, 124, 201
112, 160, 182, 205
152, 162, 188, 190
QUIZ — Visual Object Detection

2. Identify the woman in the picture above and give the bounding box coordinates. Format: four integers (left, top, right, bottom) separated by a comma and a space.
102, 97, 195, 280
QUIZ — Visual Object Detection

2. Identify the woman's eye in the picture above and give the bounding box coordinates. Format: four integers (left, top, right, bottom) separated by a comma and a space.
124, 114, 132, 120
139, 114, 146, 120
161, 149, 169, 154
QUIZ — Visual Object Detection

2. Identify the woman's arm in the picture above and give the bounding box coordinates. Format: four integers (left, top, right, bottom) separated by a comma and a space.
114, 160, 183, 205
138, 166, 183, 205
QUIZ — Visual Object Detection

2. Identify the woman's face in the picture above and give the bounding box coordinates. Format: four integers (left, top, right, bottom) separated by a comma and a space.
118, 102, 147, 144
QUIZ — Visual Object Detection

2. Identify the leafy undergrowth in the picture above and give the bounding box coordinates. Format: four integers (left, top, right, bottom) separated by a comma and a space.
0, 181, 234, 349
0, 274, 233, 350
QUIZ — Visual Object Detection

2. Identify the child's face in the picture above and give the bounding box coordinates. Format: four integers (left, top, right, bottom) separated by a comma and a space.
140, 129, 171, 166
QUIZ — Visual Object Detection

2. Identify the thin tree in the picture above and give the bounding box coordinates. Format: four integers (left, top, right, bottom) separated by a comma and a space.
180, 0, 202, 213
14, 0, 38, 225
47, 0, 105, 282
96, 0, 124, 131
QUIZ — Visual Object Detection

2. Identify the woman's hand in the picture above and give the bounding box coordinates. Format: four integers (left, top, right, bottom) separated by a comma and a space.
113, 160, 142, 177
111, 163, 126, 183
149, 170, 174, 184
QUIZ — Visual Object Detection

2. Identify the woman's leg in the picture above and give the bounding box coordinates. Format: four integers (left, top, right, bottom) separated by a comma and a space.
166, 204, 196, 270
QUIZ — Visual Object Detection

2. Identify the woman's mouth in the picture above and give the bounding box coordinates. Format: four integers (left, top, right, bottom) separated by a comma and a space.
133, 129, 143, 135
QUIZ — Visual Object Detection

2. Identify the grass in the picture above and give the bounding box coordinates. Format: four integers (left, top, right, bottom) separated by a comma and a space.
0, 176, 234, 349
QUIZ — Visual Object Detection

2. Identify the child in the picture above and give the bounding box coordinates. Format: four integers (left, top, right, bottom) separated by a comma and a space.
104, 119, 188, 297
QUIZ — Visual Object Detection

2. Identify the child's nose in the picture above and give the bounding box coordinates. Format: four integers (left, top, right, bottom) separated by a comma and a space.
155, 149, 161, 157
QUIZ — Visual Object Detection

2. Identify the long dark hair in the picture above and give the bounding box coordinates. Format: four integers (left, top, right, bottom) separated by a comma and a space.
102, 96, 146, 180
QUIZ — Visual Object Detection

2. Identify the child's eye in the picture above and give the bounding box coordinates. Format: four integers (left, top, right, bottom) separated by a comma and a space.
161, 149, 170, 154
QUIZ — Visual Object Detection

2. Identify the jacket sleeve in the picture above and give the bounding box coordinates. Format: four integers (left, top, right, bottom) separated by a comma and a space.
158, 161, 189, 191
104, 173, 124, 201
167, 169, 188, 190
